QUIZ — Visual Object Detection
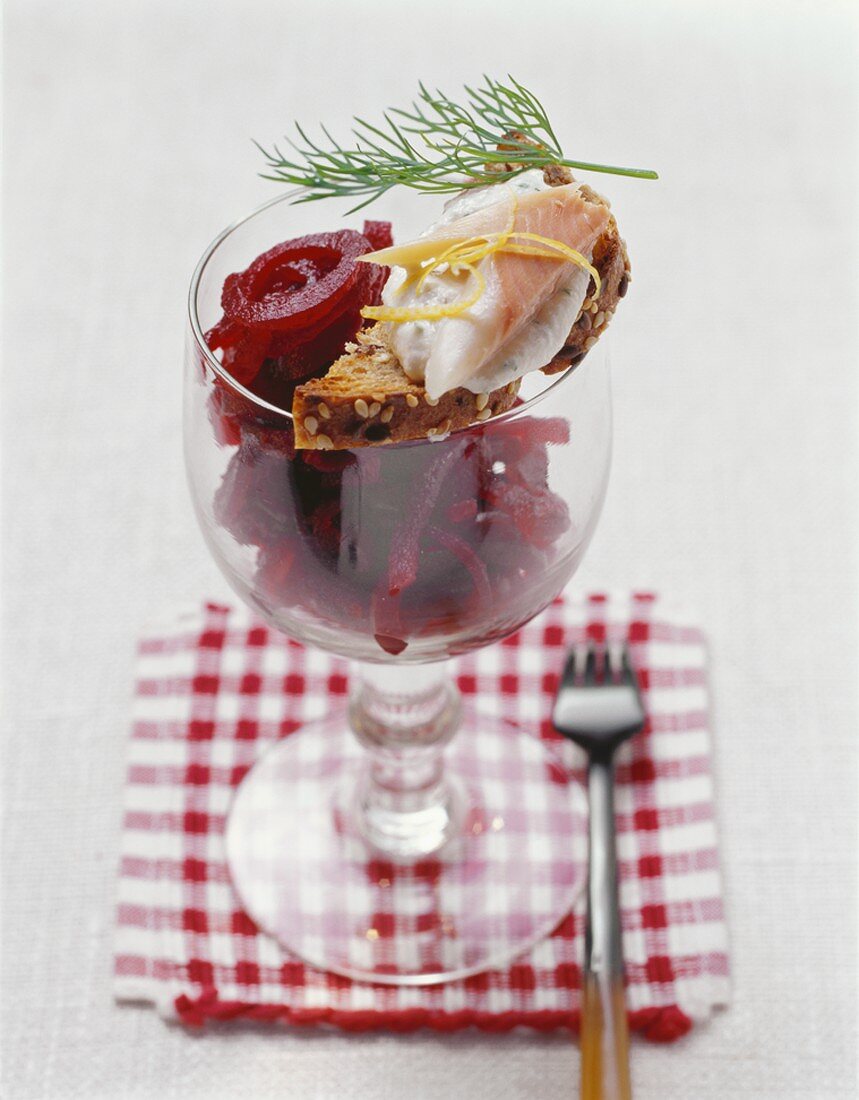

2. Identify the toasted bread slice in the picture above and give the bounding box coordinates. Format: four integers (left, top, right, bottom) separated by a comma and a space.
292, 326, 521, 450
292, 171, 628, 449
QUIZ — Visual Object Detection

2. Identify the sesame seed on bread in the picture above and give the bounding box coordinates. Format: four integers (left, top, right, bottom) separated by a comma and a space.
292, 326, 521, 450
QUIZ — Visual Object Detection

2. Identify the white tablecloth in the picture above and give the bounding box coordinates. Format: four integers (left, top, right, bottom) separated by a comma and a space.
2, 1, 856, 1097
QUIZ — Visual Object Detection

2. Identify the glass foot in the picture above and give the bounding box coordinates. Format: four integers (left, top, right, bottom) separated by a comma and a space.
225, 712, 587, 985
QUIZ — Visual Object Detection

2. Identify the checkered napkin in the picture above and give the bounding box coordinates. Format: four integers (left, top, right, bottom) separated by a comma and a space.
114, 592, 730, 1040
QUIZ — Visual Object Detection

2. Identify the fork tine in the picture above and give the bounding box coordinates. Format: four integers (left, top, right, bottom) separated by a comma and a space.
621, 646, 636, 687
583, 643, 598, 684
606, 642, 622, 683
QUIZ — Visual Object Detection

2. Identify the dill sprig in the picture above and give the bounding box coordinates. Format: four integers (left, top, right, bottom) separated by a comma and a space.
255, 76, 658, 212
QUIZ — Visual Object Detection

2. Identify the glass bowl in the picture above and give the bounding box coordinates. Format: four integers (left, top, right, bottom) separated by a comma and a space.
184, 192, 612, 984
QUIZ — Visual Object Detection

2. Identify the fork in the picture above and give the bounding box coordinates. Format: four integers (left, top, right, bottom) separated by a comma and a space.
552, 643, 646, 1100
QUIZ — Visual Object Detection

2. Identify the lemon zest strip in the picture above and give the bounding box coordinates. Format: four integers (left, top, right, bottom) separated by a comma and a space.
361, 264, 485, 323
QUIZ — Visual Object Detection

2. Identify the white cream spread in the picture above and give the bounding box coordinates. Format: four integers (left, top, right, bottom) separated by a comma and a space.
381, 170, 590, 397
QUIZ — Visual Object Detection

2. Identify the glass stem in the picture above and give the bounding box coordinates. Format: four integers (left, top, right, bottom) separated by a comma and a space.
349, 661, 464, 861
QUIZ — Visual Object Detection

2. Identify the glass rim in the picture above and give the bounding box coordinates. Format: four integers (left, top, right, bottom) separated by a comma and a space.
187, 189, 597, 431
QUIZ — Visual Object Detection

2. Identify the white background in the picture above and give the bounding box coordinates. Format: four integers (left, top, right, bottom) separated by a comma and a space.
2, 1, 857, 1097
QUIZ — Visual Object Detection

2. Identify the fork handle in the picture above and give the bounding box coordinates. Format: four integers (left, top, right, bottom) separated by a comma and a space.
581, 756, 632, 1100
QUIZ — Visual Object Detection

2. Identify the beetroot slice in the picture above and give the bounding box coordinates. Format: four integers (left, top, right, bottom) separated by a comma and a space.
494, 417, 571, 451
309, 499, 343, 557
387, 443, 466, 596
265, 294, 355, 353
261, 307, 367, 389
205, 226, 392, 405
527, 417, 570, 446
221, 230, 372, 333
207, 386, 243, 447
516, 445, 550, 488
429, 526, 492, 606
240, 422, 297, 460
372, 582, 407, 655
206, 316, 244, 353
357, 451, 382, 485
206, 319, 271, 385
447, 499, 478, 523
255, 545, 297, 603
356, 256, 389, 308
362, 220, 394, 250
300, 449, 355, 472
485, 481, 570, 549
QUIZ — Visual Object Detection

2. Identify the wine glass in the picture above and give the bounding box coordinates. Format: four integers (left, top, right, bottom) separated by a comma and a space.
184, 192, 612, 984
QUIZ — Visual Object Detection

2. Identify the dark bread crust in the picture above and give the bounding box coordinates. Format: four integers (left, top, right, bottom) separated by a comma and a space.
293, 326, 520, 450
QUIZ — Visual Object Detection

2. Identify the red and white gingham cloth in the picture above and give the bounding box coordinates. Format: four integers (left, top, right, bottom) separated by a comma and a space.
114, 592, 730, 1040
